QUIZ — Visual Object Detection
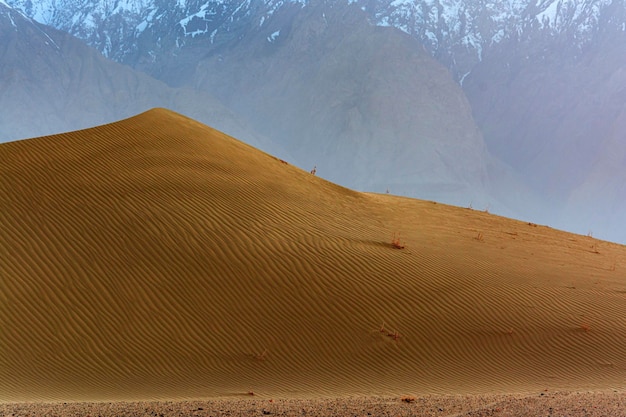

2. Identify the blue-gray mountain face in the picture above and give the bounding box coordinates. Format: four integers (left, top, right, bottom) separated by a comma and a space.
7, 1, 624, 77
4, 0, 626, 243
0, 0, 286, 156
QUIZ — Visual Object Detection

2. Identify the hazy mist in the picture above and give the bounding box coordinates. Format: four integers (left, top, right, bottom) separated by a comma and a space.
2, 0, 625, 243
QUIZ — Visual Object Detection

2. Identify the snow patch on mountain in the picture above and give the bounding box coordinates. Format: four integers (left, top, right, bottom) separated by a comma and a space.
267, 29, 280, 42
135, 8, 158, 35
178, 4, 211, 37
2, 8, 18, 29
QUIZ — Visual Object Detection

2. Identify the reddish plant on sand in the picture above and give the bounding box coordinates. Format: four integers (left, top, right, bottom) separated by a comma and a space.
375, 322, 401, 342
391, 232, 405, 249
387, 330, 401, 341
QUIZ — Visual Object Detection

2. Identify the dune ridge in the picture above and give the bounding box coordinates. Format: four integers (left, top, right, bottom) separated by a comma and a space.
1, 108, 625, 402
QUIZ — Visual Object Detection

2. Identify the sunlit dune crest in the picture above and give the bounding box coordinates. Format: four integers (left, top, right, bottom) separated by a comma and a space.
1, 108, 625, 403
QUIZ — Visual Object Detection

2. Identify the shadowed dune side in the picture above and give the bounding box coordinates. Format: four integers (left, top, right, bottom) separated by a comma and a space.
1, 108, 625, 402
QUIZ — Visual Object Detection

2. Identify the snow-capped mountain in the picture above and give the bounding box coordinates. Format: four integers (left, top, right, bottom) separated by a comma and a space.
5, 0, 307, 64
355, 0, 625, 79
6, 0, 624, 79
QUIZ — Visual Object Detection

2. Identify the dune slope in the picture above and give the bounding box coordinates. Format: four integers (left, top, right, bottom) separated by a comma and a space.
1, 108, 625, 402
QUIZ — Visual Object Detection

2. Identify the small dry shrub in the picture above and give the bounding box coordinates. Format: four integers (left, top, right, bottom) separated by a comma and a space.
391, 232, 405, 249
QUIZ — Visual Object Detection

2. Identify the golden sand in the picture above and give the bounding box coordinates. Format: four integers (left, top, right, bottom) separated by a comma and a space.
1, 108, 625, 403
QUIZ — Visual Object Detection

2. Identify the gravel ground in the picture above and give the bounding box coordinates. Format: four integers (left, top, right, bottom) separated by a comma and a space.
2, 391, 625, 417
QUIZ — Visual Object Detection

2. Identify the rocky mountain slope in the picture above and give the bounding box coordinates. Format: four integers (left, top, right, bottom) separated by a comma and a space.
4, 0, 308, 69
355, 0, 624, 79
8, 0, 623, 81
462, 20, 626, 230
0, 1, 284, 158
456, 2, 626, 240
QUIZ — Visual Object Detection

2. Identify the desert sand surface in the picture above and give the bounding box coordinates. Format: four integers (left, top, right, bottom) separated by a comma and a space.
1, 109, 625, 411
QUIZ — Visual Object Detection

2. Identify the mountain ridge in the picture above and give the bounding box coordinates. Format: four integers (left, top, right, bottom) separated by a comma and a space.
7, 0, 624, 79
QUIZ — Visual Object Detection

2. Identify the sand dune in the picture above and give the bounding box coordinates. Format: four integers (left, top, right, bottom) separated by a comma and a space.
1, 108, 625, 403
